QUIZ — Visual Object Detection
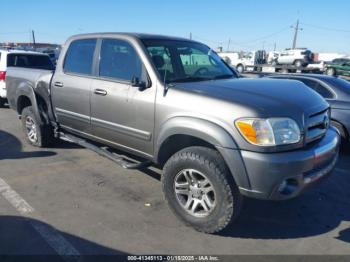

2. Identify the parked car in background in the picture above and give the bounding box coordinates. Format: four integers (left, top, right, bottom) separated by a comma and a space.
6, 33, 340, 233
266, 51, 280, 64
267, 74, 350, 148
0, 49, 54, 107
325, 58, 350, 77
307, 61, 326, 72
275, 48, 314, 67
218, 50, 266, 73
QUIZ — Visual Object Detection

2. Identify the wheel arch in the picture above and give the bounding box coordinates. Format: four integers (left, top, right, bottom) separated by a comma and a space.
15, 83, 45, 125
155, 117, 251, 190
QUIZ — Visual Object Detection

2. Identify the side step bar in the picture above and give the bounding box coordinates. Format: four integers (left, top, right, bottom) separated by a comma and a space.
58, 132, 152, 170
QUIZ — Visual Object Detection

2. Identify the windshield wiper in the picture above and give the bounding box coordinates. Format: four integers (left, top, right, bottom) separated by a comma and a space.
211, 74, 235, 80
169, 76, 212, 83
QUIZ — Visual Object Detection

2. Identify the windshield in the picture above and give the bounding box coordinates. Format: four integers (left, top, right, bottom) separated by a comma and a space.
142, 39, 237, 83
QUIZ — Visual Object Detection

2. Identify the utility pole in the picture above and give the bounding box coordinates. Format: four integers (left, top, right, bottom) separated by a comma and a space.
291, 19, 302, 49
189, 32, 192, 40
273, 42, 276, 51
32, 30, 36, 49
227, 38, 231, 52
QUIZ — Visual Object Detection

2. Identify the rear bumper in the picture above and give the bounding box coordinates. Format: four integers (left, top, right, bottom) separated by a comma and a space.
238, 127, 340, 200
0, 82, 6, 98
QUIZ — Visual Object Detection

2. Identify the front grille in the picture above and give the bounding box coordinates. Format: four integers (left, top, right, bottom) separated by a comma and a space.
305, 108, 329, 144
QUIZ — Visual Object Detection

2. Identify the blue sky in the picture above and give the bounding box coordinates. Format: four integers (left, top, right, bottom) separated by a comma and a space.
1, 0, 349, 53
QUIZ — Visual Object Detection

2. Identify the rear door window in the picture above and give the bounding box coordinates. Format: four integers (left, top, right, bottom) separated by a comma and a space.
63, 39, 97, 75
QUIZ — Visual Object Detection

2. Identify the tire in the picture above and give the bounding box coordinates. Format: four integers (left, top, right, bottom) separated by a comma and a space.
280, 68, 289, 74
21, 106, 54, 147
162, 146, 242, 233
0, 98, 6, 108
294, 60, 303, 67
236, 64, 244, 73
331, 120, 349, 152
326, 67, 336, 76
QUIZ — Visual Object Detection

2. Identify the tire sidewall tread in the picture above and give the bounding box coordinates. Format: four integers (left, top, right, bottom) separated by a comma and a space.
21, 106, 53, 147
162, 146, 242, 233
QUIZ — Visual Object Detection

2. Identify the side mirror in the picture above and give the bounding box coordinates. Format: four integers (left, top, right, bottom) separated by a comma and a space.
131, 76, 150, 91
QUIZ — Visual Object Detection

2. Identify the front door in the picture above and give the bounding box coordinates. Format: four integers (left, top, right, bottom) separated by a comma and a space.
90, 38, 155, 156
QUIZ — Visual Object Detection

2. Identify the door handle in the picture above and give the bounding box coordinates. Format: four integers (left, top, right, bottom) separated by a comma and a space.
94, 89, 107, 96
54, 81, 64, 87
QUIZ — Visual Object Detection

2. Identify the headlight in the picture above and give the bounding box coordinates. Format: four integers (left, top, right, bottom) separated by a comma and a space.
235, 118, 301, 146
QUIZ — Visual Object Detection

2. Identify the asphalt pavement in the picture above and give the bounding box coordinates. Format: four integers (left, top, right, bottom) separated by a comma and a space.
0, 107, 349, 256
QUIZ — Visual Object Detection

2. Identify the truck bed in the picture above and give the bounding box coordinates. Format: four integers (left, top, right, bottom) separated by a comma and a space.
6, 67, 54, 112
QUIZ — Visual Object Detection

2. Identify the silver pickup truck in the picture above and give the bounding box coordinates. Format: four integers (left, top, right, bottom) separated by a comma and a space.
6, 33, 340, 233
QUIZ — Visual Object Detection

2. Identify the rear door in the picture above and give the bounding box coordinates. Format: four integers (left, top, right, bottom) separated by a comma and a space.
90, 38, 155, 156
51, 38, 97, 134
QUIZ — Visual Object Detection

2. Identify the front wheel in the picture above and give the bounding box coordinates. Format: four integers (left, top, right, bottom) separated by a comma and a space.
162, 146, 242, 233
21, 106, 54, 147
326, 67, 336, 76
294, 60, 303, 67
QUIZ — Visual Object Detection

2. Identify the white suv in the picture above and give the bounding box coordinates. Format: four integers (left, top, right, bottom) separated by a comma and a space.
275, 48, 314, 67
0, 49, 52, 107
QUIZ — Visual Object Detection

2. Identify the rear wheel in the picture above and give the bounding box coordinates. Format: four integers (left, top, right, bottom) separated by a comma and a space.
21, 106, 54, 147
0, 98, 6, 108
162, 146, 242, 233
236, 64, 244, 73
326, 67, 336, 76
294, 60, 303, 67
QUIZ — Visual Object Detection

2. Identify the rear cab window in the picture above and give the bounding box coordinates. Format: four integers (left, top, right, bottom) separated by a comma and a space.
63, 39, 97, 75
7, 54, 54, 70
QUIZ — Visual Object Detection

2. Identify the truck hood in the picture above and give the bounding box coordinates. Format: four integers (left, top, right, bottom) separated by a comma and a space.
172, 78, 329, 116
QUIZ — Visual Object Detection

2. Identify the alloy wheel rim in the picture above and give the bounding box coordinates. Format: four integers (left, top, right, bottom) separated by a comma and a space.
25, 116, 38, 143
174, 169, 216, 218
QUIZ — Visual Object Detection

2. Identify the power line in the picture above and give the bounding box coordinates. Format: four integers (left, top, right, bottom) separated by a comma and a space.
0, 31, 28, 35
236, 25, 291, 45
301, 22, 350, 33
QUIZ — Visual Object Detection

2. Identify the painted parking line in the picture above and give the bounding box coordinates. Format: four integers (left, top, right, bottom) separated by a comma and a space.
0, 177, 80, 258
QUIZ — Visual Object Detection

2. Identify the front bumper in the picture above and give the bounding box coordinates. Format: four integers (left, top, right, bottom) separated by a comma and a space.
238, 127, 340, 200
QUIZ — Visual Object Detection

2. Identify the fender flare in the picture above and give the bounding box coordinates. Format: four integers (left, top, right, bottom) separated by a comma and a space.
156, 117, 237, 155
155, 117, 251, 189
15, 81, 43, 125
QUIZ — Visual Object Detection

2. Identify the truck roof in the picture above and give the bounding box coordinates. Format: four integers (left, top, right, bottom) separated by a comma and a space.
0, 49, 47, 55
67, 32, 194, 42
